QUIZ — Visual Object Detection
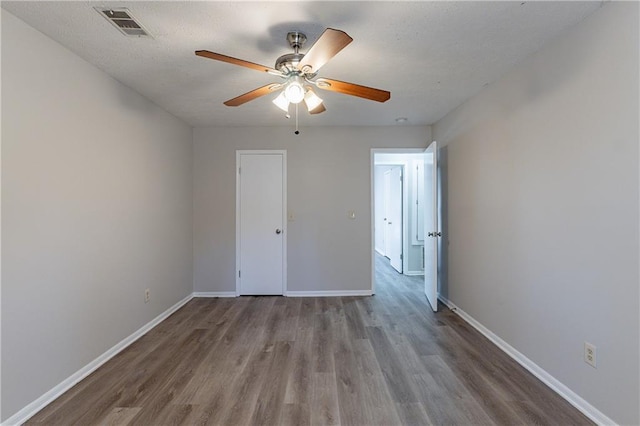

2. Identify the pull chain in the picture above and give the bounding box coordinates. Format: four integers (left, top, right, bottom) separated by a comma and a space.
294, 102, 300, 135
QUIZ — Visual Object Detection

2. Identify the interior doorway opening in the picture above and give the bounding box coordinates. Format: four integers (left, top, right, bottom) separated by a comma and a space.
372, 151, 427, 287
371, 146, 441, 312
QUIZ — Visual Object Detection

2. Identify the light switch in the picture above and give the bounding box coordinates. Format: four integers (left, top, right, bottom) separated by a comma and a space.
348, 210, 356, 219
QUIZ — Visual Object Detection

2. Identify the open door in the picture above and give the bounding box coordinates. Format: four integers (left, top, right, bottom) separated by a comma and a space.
424, 141, 439, 311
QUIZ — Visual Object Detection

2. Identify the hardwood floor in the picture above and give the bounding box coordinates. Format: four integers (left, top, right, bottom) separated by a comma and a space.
27, 255, 593, 425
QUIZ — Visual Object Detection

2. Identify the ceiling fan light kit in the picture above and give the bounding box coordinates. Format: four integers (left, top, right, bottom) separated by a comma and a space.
195, 27, 391, 132
272, 92, 290, 112
283, 75, 305, 104
304, 89, 323, 111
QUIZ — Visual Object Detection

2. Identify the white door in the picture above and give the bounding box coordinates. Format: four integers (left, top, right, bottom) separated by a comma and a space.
388, 166, 403, 273
383, 170, 391, 257
237, 151, 286, 295
424, 142, 439, 311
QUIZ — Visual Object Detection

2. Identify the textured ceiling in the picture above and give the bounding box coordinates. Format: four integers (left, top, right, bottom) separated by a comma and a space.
2, 1, 602, 127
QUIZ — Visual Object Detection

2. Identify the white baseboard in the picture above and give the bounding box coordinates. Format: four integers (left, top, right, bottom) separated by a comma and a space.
193, 291, 237, 298
286, 290, 373, 297
438, 296, 616, 426
194, 291, 373, 298
2, 294, 194, 426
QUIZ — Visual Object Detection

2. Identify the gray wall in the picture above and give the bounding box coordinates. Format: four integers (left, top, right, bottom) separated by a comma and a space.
1, 11, 193, 421
193, 126, 430, 293
433, 3, 639, 424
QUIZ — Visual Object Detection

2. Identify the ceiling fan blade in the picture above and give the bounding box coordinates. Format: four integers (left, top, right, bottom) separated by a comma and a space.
298, 28, 353, 74
309, 103, 326, 114
196, 50, 278, 74
315, 78, 391, 103
224, 84, 281, 107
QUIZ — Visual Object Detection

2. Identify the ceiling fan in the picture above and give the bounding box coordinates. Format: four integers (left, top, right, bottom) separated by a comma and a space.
195, 28, 391, 116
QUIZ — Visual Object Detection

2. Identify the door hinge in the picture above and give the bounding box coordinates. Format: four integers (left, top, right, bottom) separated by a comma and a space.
400, 254, 403, 260
400, 175, 403, 182
238, 167, 241, 174
238, 270, 241, 278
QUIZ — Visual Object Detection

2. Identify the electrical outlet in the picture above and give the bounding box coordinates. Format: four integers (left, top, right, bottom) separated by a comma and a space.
145, 288, 150, 303
584, 342, 597, 368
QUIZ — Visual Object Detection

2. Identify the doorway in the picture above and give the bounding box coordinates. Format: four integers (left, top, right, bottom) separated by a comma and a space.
371, 148, 440, 311
236, 150, 287, 295
373, 152, 425, 278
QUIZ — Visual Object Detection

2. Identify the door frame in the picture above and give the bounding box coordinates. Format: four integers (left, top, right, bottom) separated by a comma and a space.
236, 150, 287, 296
370, 148, 426, 294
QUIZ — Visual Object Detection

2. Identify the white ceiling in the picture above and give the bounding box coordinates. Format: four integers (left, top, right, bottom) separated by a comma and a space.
2, 1, 602, 128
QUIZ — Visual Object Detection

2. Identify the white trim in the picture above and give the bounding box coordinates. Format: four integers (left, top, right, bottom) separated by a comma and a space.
403, 270, 424, 276
281, 152, 288, 296
2, 294, 193, 426
192, 292, 237, 298
235, 151, 243, 297
370, 149, 376, 294
236, 150, 287, 297
286, 290, 373, 297
438, 296, 617, 426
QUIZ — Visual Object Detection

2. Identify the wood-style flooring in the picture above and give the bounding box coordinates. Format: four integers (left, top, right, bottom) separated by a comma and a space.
27, 255, 593, 425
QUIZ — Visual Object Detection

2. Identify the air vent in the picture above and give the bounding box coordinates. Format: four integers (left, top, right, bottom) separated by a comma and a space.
95, 8, 152, 38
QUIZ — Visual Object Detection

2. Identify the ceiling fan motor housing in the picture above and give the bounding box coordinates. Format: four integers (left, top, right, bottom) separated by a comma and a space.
275, 53, 305, 73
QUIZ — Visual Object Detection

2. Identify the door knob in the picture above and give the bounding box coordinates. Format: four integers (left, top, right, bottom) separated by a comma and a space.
275, 229, 282, 234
